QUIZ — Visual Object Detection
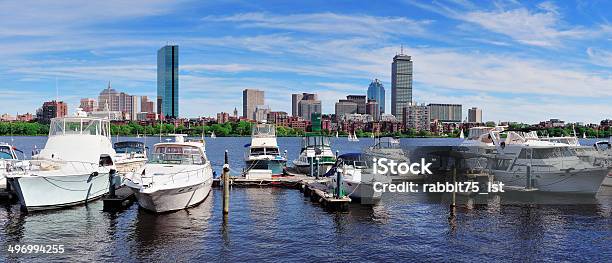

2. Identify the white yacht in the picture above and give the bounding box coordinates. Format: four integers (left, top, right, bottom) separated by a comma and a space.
488, 130, 607, 194
125, 134, 213, 213
113, 141, 148, 174
292, 134, 336, 176
327, 153, 391, 204
0, 142, 24, 189
364, 137, 423, 181
7, 112, 116, 211
244, 123, 286, 177
457, 126, 504, 170
593, 139, 612, 186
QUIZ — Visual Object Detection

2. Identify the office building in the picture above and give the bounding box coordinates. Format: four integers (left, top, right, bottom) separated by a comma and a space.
243, 89, 265, 120
298, 99, 321, 121
391, 53, 413, 121
403, 103, 430, 131
366, 99, 380, 121
428, 103, 462, 122
367, 79, 385, 114
79, 98, 97, 112
468, 107, 482, 123
157, 44, 179, 118
292, 93, 318, 117
217, 112, 230, 124
254, 105, 270, 122
36, 100, 67, 124
346, 95, 366, 114
267, 111, 288, 125
335, 99, 358, 120
140, 96, 155, 113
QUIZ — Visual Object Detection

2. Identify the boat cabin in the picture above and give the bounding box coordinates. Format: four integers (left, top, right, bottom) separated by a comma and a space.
49, 117, 111, 137
151, 144, 207, 165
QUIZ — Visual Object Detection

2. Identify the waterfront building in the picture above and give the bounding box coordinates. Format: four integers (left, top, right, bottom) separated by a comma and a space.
468, 107, 482, 123
366, 99, 380, 121
367, 79, 385, 114
254, 105, 270, 122
89, 110, 122, 121
157, 44, 179, 118
380, 114, 399, 123
403, 103, 430, 131
36, 100, 67, 124
292, 93, 318, 117
391, 53, 413, 121
242, 89, 264, 120
428, 103, 462, 122
17, 113, 33, 122
346, 95, 367, 114
335, 99, 358, 120
79, 98, 97, 112
267, 111, 288, 126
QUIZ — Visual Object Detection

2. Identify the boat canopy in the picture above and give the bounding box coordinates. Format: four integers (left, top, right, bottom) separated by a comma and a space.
49, 117, 110, 137
252, 124, 276, 137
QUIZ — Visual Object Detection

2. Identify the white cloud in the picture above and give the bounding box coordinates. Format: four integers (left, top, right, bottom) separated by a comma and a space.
202, 12, 432, 38
586, 47, 612, 68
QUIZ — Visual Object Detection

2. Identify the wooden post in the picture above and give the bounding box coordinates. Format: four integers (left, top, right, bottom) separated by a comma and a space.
309, 157, 314, 177
108, 169, 116, 198
315, 158, 320, 179
222, 150, 230, 215
451, 167, 456, 208
526, 165, 532, 189
336, 169, 342, 198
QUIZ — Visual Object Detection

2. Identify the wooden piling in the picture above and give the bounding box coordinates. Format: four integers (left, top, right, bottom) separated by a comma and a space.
222, 150, 230, 215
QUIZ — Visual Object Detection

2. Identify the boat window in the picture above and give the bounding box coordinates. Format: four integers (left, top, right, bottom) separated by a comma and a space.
251, 148, 265, 156
266, 147, 280, 155
151, 145, 205, 165
0, 147, 14, 159
523, 147, 576, 159
99, 155, 113, 166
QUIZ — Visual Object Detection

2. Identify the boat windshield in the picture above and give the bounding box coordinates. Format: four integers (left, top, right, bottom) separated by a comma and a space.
0, 146, 15, 159
114, 142, 145, 154
252, 124, 276, 137
518, 147, 576, 159
303, 136, 330, 148
374, 137, 400, 149
49, 118, 110, 137
250, 147, 280, 156
151, 145, 205, 165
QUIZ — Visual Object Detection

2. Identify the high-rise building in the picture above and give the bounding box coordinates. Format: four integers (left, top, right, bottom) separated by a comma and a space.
403, 103, 430, 131
292, 93, 318, 117
140, 96, 155, 113
468, 107, 482, 123
157, 44, 179, 118
367, 79, 385, 114
291, 93, 303, 117
335, 99, 358, 120
36, 100, 67, 124
428, 103, 462, 122
346, 95, 366, 114
79, 98, 97, 112
243, 89, 264, 120
366, 99, 380, 121
128, 95, 139, 121
98, 83, 120, 111
391, 53, 413, 121
298, 99, 321, 121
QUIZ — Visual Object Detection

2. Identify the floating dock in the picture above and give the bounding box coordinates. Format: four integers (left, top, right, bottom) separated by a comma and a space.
213, 175, 351, 211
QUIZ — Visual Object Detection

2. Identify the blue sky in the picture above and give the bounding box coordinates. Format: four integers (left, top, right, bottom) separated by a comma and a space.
1, 0, 611, 123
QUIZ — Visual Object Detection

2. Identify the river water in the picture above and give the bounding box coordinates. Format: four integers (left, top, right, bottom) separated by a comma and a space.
0, 136, 610, 262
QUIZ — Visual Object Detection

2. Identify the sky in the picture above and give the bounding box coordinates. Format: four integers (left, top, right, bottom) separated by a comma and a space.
1, 0, 611, 124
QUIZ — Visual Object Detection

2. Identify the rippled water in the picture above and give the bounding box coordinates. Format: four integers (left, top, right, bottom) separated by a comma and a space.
0, 136, 610, 262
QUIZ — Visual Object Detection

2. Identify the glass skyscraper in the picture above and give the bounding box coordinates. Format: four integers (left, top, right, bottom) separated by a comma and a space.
157, 45, 179, 118
367, 78, 385, 114
391, 54, 412, 122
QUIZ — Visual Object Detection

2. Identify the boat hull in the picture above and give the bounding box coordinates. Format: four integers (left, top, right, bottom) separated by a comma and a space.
131, 178, 213, 213
602, 171, 612, 187
342, 181, 382, 204
8, 173, 109, 211
493, 168, 607, 194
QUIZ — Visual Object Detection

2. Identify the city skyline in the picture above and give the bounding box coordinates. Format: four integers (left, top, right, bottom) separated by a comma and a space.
1, 1, 611, 123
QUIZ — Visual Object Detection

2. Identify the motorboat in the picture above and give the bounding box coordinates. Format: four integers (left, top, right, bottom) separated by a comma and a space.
364, 137, 423, 181
0, 142, 26, 190
292, 133, 336, 176
244, 123, 287, 178
7, 111, 116, 211
326, 153, 391, 204
113, 141, 148, 174
456, 126, 505, 171
592, 139, 612, 187
124, 134, 213, 213
487, 129, 607, 194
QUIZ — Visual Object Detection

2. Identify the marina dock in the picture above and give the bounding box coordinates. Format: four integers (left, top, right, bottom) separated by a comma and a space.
213, 175, 351, 211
